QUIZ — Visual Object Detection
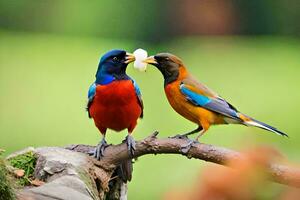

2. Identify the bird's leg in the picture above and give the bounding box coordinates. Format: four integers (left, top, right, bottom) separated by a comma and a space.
194, 130, 205, 141
170, 126, 203, 139
88, 134, 109, 160
123, 133, 136, 157
180, 129, 206, 153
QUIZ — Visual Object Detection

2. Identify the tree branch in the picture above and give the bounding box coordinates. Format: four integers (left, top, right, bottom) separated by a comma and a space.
67, 131, 300, 188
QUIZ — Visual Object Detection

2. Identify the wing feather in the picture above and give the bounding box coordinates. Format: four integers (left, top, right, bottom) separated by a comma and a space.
87, 83, 96, 118
180, 83, 240, 121
182, 75, 218, 98
132, 79, 144, 118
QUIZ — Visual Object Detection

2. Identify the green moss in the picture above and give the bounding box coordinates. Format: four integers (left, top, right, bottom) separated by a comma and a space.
77, 169, 99, 199
0, 152, 15, 200
8, 151, 37, 186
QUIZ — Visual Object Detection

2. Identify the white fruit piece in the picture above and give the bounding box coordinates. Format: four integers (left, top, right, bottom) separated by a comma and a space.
133, 48, 148, 71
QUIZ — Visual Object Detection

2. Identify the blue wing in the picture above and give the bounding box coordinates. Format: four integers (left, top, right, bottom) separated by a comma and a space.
132, 79, 144, 118
180, 83, 240, 120
87, 83, 96, 118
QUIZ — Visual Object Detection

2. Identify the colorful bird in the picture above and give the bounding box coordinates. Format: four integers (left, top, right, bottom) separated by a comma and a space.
145, 53, 287, 151
87, 49, 143, 160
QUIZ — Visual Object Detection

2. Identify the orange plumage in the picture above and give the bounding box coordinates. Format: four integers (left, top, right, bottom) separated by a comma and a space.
144, 52, 287, 148
164, 67, 225, 133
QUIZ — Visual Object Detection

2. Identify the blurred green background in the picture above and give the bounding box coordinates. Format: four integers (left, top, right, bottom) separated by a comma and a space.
1, 1, 300, 199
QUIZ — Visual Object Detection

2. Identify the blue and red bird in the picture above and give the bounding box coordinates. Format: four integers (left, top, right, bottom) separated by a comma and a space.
145, 53, 287, 151
87, 49, 143, 160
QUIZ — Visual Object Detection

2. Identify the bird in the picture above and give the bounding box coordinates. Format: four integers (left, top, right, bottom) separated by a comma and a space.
144, 53, 287, 152
87, 49, 143, 163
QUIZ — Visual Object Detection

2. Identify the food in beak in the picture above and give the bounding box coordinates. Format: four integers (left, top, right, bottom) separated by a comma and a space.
133, 48, 148, 71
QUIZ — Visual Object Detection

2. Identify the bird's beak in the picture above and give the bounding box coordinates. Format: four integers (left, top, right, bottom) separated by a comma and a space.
125, 53, 135, 64
143, 56, 158, 65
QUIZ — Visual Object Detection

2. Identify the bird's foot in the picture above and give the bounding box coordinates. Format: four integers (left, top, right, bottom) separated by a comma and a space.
180, 139, 199, 154
88, 139, 109, 160
123, 135, 136, 157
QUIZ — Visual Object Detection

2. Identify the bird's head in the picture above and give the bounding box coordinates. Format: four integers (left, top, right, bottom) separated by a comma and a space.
144, 53, 185, 85
96, 49, 135, 84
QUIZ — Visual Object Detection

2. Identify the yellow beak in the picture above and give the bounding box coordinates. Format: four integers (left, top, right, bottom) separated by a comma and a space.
125, 53, 135, 64
143, 56, 158, 65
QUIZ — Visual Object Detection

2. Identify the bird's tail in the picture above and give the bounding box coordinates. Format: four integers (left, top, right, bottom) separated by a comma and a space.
238, 113, 288, 137
117, 159, 133, 182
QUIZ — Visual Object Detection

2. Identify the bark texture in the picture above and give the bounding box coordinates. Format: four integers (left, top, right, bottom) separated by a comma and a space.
10, 132, 300, 200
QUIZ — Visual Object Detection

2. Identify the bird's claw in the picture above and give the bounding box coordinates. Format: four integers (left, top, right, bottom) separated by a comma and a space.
124, 135, 136, 157
180, 139, 199, 153
88, 139, 109, 160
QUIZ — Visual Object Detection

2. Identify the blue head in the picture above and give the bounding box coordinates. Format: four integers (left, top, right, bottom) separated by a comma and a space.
95, 49, 135, 84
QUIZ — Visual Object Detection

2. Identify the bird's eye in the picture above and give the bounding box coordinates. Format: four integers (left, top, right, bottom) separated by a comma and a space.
165, 57, 170, 61
112, 57, 119, 62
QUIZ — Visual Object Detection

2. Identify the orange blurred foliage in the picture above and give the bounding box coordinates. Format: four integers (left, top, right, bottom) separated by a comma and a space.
164, 146, 300, 200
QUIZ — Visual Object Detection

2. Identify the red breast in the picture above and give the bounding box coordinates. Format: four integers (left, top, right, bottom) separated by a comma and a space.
89, 80, 142, 133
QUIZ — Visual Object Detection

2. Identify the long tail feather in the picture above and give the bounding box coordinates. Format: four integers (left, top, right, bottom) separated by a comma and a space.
118, 159, 133, 182
239, 113, 288, 137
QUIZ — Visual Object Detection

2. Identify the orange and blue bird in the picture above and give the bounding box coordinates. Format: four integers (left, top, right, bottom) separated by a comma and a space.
87, 49, 143, 160
145, 53, 287, 151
